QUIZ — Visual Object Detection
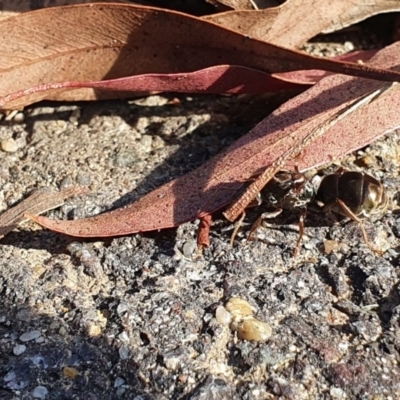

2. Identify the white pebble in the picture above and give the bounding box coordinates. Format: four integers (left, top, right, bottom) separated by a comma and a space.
1, 138, 18, 153
13, 344, 26, 356
183, 240, 197, 257
13, 112, 25, 123
118, 330, 130, 343
32, 385, 48, 399
330, 387, 347, 399
119, 345, 129, 360
215, 305, 231, 325
344, 41, 355, 51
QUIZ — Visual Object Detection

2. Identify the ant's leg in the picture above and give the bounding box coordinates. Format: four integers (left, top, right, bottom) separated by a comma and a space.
229, 211, 246, 247
293, 207, 307, 257
199, 182, 264, 249
246, 208, 283, 243
230, 211, 247, 247
229, 193, 264, 246
337, 199, 383, 255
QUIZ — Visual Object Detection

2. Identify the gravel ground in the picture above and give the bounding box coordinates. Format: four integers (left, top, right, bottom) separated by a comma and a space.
1, 19, 400, 400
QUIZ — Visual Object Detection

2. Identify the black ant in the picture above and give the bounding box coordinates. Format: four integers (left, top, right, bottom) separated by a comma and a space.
230, 167, 389, 256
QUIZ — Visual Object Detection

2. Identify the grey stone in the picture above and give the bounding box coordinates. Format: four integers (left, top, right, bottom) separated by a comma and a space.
19, 330, 41, 342
32, 385, 48, 399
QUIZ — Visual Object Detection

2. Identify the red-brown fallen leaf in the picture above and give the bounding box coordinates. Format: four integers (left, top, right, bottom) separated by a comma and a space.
0, 0, 130, 21
0, 3, 399, 110
204, 0, 400, 48
0, 66, 308, 109
27, 41, 400, 238
0, 51, 377, 108
273, 50, 378, 84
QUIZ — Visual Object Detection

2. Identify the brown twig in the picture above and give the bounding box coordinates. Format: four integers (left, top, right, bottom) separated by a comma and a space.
0, 186, 87, 239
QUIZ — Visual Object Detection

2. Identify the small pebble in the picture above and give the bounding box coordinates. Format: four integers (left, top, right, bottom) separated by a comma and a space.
139, 135, 152, 152
63, 366, 79, 379
59, 326, 67, 336
118, 330, 130, 343
114, 150, 139, 167
117, 304, 129, 315
236, 317, 272, 342
225, 297, 272, 342
225, 297, 256, 320
32, 385, 48, 399
1, 138, 18, 153
163, 348, 186, 371
182, 240, 197, 257
69, 108, 81, 124
114, 377, 125, 387
59, 176, 74, 190
130, 95, 169, 107
324, 240, 339, 254
19, 330, 41, 342
330, 387, 347, 399
13, 112, 25, 123
119, 345, 129, 360
66, 241, 83, 257
87, 323, 102, 337
49, 321, 60, 330
344, 41, 355, 52
13, 344, 26, 356
215, 305, 231, 325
